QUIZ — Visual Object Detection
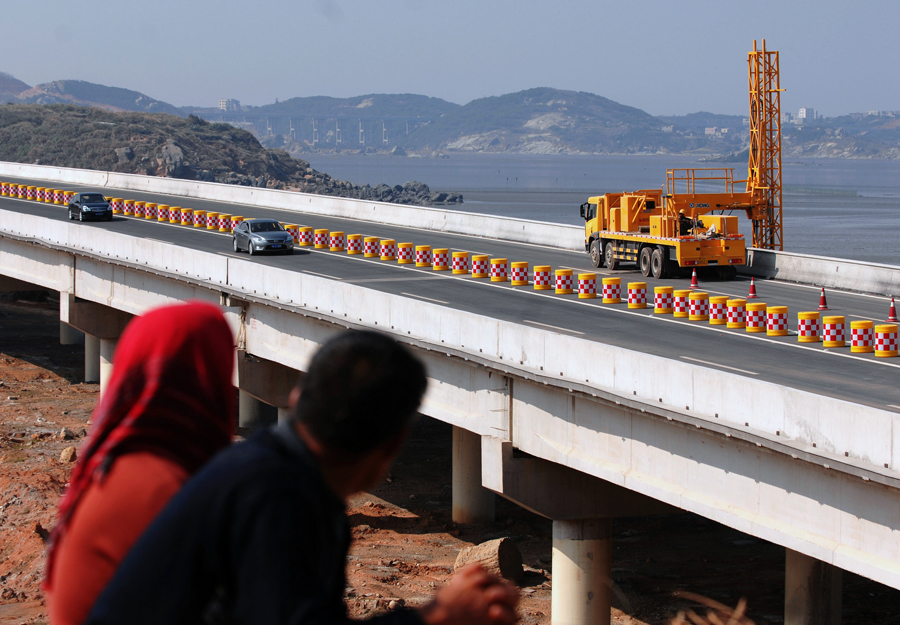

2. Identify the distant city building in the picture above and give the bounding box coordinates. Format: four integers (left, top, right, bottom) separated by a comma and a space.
742, 117, 750, 126
218, 98, 242, 112
661, 125, 674, 133
798, 107, 818, 121
782, 112, 793, 124
720, 128, 728, 134
705, 127, 718, 135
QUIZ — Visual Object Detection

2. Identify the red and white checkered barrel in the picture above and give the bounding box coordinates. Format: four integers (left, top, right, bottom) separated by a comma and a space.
452, 252, 469, 274
850, 320, 874, 353
578, 273, 597, 299
432, 248, 449, 271
169, 207, 183, 224
110, 198, 123, 214
314, 229, 329, 249
555, 269, 574, 294
627, 282, 647, 309
746, 302, 766, 332
471, 255, 489, 278
822, 316, 845, 348
709, 296, 728, 325
62, 190, 74, 205
673, 289, 690, 317
298, 227, 314, 246
397, 242, 414, 264
230, 216, 243, 232
364, 236, 379, 257
329, 231, 345, 252
727, 299, 747, 329
490, 258, 508, 282
766, 306, 789, 336
133, 202, 146, 218
217, 214, 232, 232
533, 266, 551, 290
53, 190, 64, 204
145, 203, 159, 219
157, 205, 170, 222
602, 277, 621, 304
874, 324, 898, 358
347, 234, 363, 255
189, 209, 204, 227
36, 187, 46, 202
284, 225, 300, 242
123, 199, 135, 216
797, 312, 821, 343
654, 286, 674, 314
688, 292, 709, 321
511, 262, 528, 286
415, 245, 432, 267
380, 239, 397, 261
0, 182, 7, 196
179, 208, 192, 225
26, 186, 36, 200
16, 185, 27, 199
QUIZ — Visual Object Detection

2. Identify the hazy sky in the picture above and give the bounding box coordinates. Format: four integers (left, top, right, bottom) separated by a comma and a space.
4, 0, 898, 117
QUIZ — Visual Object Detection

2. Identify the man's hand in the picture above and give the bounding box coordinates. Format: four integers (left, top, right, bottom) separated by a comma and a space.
418, 564, 519, 625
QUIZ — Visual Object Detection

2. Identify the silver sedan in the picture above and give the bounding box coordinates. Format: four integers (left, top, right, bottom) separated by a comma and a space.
232, 219, 294, 255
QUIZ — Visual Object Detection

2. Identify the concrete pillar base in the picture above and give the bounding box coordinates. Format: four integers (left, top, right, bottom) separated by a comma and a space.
99, 339, 117, 399
84, 334, 100, 384
239, 390, 277, 430
785, 549, 842, 625
452, 426, 495, 524
60, 321, 84, 346
551, 518, 612, 625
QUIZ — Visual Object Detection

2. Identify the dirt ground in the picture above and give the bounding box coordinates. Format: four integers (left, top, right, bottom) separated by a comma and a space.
0, 292, 897, 625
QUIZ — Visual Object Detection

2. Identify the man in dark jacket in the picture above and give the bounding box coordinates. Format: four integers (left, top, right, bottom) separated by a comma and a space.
86, 330, 518, 625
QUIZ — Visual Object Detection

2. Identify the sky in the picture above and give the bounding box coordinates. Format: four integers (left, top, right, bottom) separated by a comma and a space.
3, 0, 899, 117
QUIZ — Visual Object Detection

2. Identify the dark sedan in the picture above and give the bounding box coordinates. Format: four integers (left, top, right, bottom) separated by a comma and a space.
68, 193, 112, 222
232, 219, 294, 255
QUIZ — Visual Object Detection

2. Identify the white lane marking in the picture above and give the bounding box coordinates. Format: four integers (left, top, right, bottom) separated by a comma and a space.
850, 314, 886, 322
218, 253, 244, 259
523, 320, 585, 335
888, 404, 900, 410
400, 292, 449, 304
303, 270, 342, 280
560, 265, 608, 275
748, 276, 891, 302
697, 287, 745, 299
346, 276, 440, 284
681, 356, 759, 375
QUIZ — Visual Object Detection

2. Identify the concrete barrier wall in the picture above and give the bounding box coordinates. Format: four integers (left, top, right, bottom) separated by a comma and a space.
0, 161, 585, 250
1, 207, 897, 472
743, 248, 900, 296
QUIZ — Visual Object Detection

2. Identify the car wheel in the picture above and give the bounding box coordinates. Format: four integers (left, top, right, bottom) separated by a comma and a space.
639, 247, 652, 277
651, 248, 666, 279
68, 210, 74, 221
233, 238, 240, 253
248, 243, 254, 256
106, 214, 113, 222
589, 239, 602, 268
79, 211, 84, 222
604, 242, 618, 270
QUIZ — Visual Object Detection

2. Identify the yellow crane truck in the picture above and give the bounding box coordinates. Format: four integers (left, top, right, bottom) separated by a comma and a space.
580, 40, 784, 280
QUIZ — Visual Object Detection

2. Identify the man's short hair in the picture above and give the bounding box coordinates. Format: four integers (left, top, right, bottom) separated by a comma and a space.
295, 331, 427, 454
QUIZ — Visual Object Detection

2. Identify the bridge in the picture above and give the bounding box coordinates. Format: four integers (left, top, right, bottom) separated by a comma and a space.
1, 162, 898, 625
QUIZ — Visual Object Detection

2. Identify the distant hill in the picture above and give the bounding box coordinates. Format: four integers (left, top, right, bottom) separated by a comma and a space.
15, 80, 182, 115
396, 87, 742, 155
245, 93, 459, 119
0, 72, 30, 102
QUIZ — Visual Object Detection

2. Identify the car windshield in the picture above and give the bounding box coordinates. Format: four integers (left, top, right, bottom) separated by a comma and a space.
250, 221, 285, 233
81, 194, 106, 203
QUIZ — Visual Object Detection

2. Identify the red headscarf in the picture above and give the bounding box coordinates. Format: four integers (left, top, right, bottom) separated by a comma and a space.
46, 301, 236, 586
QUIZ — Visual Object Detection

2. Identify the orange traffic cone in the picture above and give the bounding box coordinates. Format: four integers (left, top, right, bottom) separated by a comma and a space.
747, 276, 759, 299
888, 297, 898, 323
689, 268, 698, 289
817, 287, 829, 311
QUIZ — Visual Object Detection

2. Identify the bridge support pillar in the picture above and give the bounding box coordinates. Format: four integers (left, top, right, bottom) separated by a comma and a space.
60, 322, 83, 345
452, 426, 495, 524
84, 334, 100, 384
239, 390, 277, 430
552, 519, 612, 625
785, 549, 841, 625
99, 338, 117, 399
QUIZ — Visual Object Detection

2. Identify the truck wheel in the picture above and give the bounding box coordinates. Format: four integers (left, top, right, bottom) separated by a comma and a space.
604, 242, 618, 270
589, 239, 602, 268
639, 247, 652, 277
651, 248, 667, 279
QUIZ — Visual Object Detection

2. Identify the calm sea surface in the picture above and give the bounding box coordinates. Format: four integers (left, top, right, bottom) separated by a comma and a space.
305, 153, 900, 265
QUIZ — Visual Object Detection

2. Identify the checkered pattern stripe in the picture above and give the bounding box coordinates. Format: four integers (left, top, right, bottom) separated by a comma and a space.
123, 201, 135, 216
875, 332, 898, 353
628, 286, 647, 305
798, 318, 820, 337
54, 190, 63, 203
603, 283, 622, 300
398, 244, 414, 261
823, 323, 845, 342
363, 238, 378, 255
767, 312, 788, 331
192, 211, 206, 227
158, 206, 170, 221
453, 254, 469, 272
17, 186, 26, 198
36, 188, 45, 201
534, 269, 551, 287
299, 229, 313, 245
511, 265, 528, 283
146, 205, 159, 218
654, 292, 674, 310
0, 182, 7, 195
110, 199, 123, 213
673, 294, 688, 314
348, 236, 363, 252
490, 260, 508, 279
381, 241, 397, 259
747, 309, 766, 328
230, 218, 242, 231
578, 276, 597, 295
710, 301, 726, 321
689, 299, 709, 316
433, 251, 449, 269
26, 187, 36, 200
330, 233, 345, 250
851, 327, 873, 346
415, 248, 432, 265
472, 258, 489, 277
62, 191, 74, 204
555, 273, 574, 291
313, 231, 327, 247
727, 305, 746, 325
178, 210, 190, 225
219, 215, 231, 230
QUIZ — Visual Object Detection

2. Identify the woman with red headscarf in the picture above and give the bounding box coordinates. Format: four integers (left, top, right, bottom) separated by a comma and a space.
45, 301, 236, 625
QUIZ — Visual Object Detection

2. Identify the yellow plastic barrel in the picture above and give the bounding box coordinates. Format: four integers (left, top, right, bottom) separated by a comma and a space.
297, 226, 313, 247
578, 273, 597, 299
52, 189, 64, 205
330, 231, 346, 252
654, 285, 673, 314
432, 248, 449, 271
490, 258, 508, 282
36, 187, 46, 202
217, 214, 232, 232
822, 315, 846, 348
169, 206, 182, 224
397, 242, 414, 264
767, 305, 789, 336
727, 299, 747, 329
851, 320, 874, 353
746, 302, 767, 332
798, 311, 821, 343
511, 262, 529, 286
26, 186, 37, 200
145, 202, 158, 220
123, 199, 135, 216
673, 289, 691, 318
348, 234, 363, 255
875, 324, 898, 358
602, 277, 622, 304
415, 245, 431, 266
627, 281, 648, 309
452, 251, 469, 274
471, 255, 489, 278
380, 239, 397, 261
689, 291, 710, 321
156, 204, 169, 222
533, 265, 552, 290
314, 228, 329, 249
555, 269, 574, 294
709, 295, 729, 325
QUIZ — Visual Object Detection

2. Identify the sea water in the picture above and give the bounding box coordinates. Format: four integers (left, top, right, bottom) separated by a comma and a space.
305, 153, 900, 265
